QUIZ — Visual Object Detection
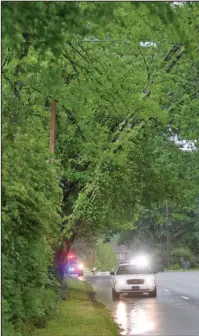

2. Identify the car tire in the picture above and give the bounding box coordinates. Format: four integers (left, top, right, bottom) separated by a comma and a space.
149, 287, 157, 298
112, 288, 120, 301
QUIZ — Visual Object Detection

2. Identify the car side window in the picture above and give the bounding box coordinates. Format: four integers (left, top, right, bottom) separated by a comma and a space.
115, 267, 124, 275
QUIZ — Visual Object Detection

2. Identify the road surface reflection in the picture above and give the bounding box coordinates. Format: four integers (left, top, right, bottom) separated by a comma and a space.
86, 274, 199, 336
114, 295, 156, 335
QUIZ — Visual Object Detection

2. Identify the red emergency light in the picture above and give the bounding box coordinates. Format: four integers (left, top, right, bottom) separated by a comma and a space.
67, 252, 76, 259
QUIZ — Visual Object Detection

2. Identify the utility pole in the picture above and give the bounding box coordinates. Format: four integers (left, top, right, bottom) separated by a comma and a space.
166, 200, 171, 269
50, 100, 56, 154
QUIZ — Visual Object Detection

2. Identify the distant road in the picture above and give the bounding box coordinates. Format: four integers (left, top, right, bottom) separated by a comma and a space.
156, 271, 199, 302
85, 271, 199, 336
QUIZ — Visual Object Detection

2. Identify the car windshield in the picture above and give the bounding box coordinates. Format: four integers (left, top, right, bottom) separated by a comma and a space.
116, 264, 152, 275
68, 260, 78, 266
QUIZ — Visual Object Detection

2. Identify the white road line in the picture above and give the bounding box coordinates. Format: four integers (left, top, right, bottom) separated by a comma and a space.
181, 296, 189, 300
164, 289, 170, 291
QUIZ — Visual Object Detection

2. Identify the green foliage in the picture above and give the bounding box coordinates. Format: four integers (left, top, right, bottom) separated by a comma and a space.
171, 247, 195, 265
95, 242, 118, 271
2, 94, 62, 334
170, 263, 181, 271
2, 2, 199, 335
119, 199, 199, 247
118, 200, 199, 269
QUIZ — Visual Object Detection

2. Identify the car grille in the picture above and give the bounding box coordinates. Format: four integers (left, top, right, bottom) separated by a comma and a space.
126, 279, 144, 285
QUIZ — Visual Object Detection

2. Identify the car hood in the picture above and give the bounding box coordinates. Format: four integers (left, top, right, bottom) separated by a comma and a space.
114, 274, 155, 280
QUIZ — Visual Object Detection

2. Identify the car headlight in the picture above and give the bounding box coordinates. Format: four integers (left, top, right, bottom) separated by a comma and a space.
145, 278, 155, 285
78, 263, 84, 270
114, 279, 123, 285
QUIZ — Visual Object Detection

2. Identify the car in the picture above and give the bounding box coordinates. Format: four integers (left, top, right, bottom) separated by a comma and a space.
65, 260, 84, 277
110, 262, 157, 300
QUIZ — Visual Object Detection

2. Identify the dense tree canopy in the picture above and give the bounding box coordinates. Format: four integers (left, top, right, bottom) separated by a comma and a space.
2, 2, 199, 335
118, 199, 199, 266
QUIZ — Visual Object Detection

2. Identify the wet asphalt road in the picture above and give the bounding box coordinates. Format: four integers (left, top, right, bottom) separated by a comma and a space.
84, 272, 199, 336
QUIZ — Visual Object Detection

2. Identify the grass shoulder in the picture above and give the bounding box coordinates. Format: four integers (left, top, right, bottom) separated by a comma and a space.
166, 268, 199, 272
33, 278, 119, 336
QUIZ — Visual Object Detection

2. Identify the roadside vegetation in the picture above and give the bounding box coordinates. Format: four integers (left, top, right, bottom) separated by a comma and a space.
94, 241, 118, 271
117, 206, 199, 270
33, 278, 119, 336
2, 2, 199, 336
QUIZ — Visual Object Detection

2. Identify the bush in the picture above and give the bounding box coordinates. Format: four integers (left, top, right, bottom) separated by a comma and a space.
170, 263, 181, 270
2, 109, 62, 335
95, 242, 118, 271
171, 247, 195, 266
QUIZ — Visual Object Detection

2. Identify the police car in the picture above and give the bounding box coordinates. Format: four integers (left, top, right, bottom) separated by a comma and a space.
110, 256, 157, 300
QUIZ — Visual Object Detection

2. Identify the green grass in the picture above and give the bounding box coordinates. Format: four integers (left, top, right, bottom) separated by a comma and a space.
33, 278, 119, 336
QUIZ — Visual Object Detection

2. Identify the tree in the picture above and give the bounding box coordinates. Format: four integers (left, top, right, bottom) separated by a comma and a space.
95, 242, 118, 271
118, 198, 199, 268
2, 2, 199, 334
171, 247, 196, 267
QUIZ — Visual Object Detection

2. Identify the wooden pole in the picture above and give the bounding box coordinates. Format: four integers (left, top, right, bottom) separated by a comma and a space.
50, 100, 56, 154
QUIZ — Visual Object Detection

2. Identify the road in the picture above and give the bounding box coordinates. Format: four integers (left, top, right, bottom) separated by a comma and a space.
84, 271, 199, 336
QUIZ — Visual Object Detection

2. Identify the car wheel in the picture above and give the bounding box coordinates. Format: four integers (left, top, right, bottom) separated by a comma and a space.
149, 287, 157, 298
112, 288, 120, 301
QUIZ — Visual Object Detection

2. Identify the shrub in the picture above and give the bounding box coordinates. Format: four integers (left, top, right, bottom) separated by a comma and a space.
170, 263, 181, 270
171, 246, 195, 266
95, 242, 118, 271
2, 111, 62, 335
